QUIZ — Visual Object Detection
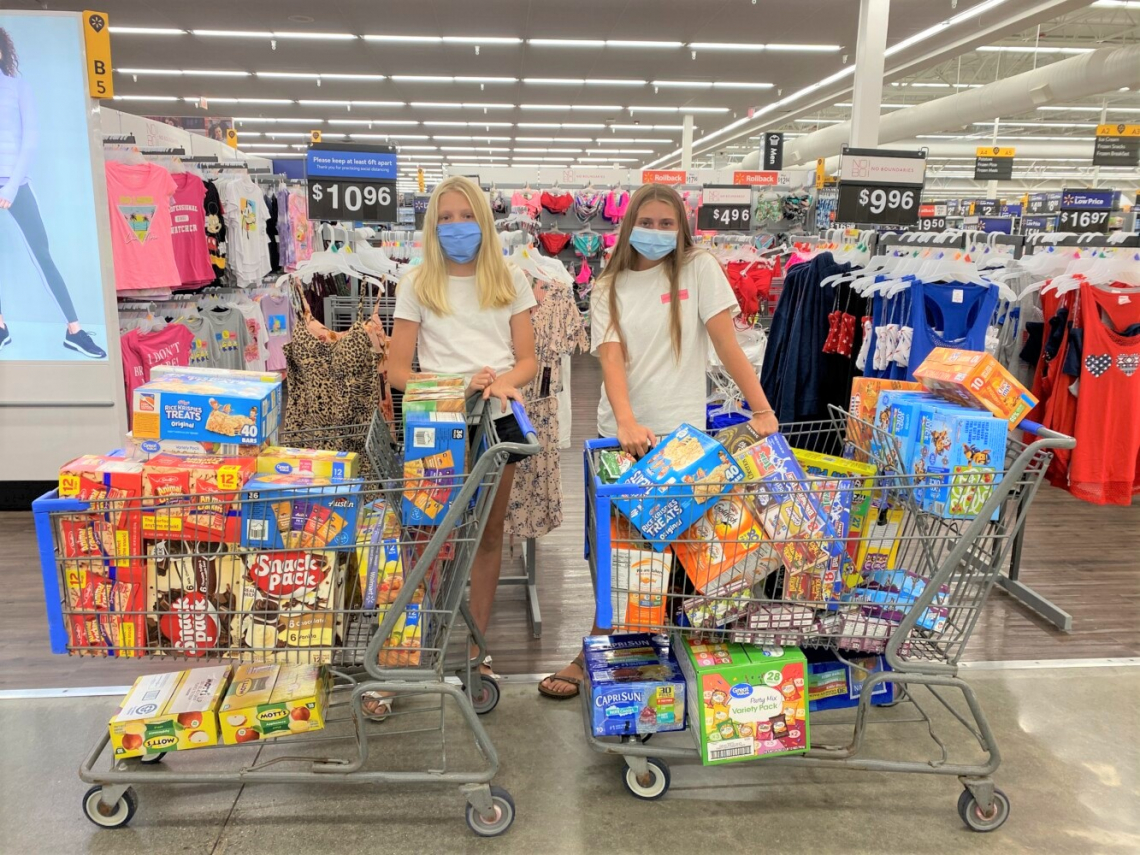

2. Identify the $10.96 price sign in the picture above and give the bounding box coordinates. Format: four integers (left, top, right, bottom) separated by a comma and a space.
697, 185, 752, 232
308, 180, 395, 222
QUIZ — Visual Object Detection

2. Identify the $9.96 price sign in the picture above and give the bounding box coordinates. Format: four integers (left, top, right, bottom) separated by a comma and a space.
836, 148, 927, 227
308, 180, 395, 222
836, 184, 920, 226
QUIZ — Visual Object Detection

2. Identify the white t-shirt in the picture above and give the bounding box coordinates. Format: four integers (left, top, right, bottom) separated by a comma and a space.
219, 178, 271, 287
592, 251, 738, 438
394, 265, 537, 411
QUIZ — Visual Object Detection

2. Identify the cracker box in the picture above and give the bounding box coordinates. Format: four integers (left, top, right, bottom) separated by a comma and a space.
110, 666, 231, 758
585, 634, 686, 737
791, 449, 877, 561
734, 435, 842, 602
607, 514, 672, 632
123, 432, 270, 461
916, 406, 1007, 520
357, 499, 404, 609
402, 411, 467, 527
672, 487, 777, 595
676, 637, 809, 765
257, 447, 361, 482
142, 454, 256, 544
614, 424, 743, 550
218, 663, 331, 744
854, 506, 907, 579
241, 474, 362, 550
845, 378, 924, 461
146, 540, 248, 654
58, 455, 144, 568
805, 650, 894, 713
914, 347, 1038, 428
132, 372, 282, 446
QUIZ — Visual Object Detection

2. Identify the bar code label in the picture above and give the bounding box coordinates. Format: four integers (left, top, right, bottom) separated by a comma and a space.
707, 737, 755, 762
413, 427, 435, 448
247, 519, 267, 541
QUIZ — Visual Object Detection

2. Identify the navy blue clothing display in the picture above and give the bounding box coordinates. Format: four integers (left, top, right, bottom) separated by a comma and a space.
906, 281, 999, 380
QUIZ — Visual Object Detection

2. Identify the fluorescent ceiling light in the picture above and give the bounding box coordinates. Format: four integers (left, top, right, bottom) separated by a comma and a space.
793, 118, 844, 124
977, 45, 1093, 54
587, 79, 646, 86
594, 137, 672, 144
688, 42, 765, 51
1039, 106, 1140, 113
514, 136, 595, 142
190, 98, 294, 104
264, 132, 311, 138
266, 153, 305, 158
516, 123, 605, 130
108, 27, 184, 35
653, 81, 712, 89
111, 95, 179, 101
440, 146, 510, 151
688, 42, 839, 52
513, 148, 583, 153
410, 101, 462, 108
834, 102, 909, 108
886, 0, 1009, 57
713, 82, 775, 89
585, 148, 654, 154
610, 124, 683, 130
396, 146, 438, 150
432, 135, 511, 141
298, 100, 405, 107
241, 143, 289, 148
441, 36, 522, 44
393, 75, 454, 82
423, 121, 513, 127
454, 76, 517, 83
917, 134, 1095, 141
256, 71, 386, 80
1092, 1, 1140, 7
274, 32, 356, 40
195, 30, 354, 39
327, 119, 420, 126
527, 38, 605, 47
628, 106, 729, 113
524, 78, 585, 85
606, 40, 682, 48
363, 35, 442, 43
971, 121, 1097, 128
192, 30, 272, 37
117, 68, 249, 77
519, 104, 572, 110
234, 117, 324, 123
766, 44, 841, 52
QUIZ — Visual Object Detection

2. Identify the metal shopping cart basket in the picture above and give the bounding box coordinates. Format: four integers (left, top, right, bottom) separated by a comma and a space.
31, 401, 539, 837
580, 406, 1074, 833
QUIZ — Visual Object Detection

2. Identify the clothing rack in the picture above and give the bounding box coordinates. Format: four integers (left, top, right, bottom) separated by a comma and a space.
1023, 231, 1140, 250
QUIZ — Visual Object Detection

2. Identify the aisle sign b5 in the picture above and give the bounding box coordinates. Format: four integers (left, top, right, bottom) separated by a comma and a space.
82, 10, 113, 98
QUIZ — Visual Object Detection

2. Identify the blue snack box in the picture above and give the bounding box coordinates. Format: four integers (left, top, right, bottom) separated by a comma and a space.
402, 412, 467, 526
871, 390, 940, 479
916, 405, 1007, 520
241, 473, 362, 550
585, 634, 687, 737
805, 650, 894, 712
132, 373, 282, 446
615, 423, 743, 550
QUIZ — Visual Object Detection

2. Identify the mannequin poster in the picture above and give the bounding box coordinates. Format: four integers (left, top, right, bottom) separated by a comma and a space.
0, 13, 109, 362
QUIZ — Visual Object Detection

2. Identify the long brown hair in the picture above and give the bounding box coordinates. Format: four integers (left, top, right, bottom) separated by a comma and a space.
597, 183, 696, 361
0, 28, 19, 78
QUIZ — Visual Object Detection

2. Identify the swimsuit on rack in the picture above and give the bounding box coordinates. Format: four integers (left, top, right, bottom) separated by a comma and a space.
510, 189, 542, 218
575, 258, 593, 285
572, 231, 603, 258
537, 232, 572, 255
603, 189, 630, 223
490, 189, 509, 216
573, 189, 604, 222
541, 190, 574, 215
603, 232, 618, 249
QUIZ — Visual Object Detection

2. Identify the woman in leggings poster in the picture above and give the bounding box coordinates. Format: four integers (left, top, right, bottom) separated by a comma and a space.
0, 17, 107, 360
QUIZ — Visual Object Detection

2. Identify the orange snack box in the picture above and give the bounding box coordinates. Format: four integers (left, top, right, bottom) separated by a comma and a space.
913, 347, 1038, 428
845, 379, 923, 462
141, 454, 256, 543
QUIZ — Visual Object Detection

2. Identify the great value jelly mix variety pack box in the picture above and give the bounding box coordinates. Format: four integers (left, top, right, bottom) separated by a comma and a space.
672, 487, 777, 596
402, 411, 467, 526
218, 663, 331, 744
615, 424, 743, 549
676, 637, 809, 765
256, 447, 360, 481
584, 634, 686, 738
846, 378, 924, 461
132, 372, 282, 446
241, 474, 362, 550
596, 449, 636, 484
916, 405, 1007, 520
914, 347, 1037, 428
110, 666, 232, 758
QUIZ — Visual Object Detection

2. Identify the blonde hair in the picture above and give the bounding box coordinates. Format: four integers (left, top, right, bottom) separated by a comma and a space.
402, 175, 515, 315
596, 183, 701, 361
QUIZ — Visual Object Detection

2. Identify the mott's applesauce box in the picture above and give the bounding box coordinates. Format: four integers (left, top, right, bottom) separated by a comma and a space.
402, 411, 467, 526
846, 378, 924, 461
257, 447, 361, 481
917, 405, 1007, 521
614, 424, 743, 550
914, 347, 1037, 428
109, 666, 231, 758
676, 637, 809, 765
219, 663, 331, 745
584, 634, 686, 737
132, 371, 282, 446
241, 474, 362, 550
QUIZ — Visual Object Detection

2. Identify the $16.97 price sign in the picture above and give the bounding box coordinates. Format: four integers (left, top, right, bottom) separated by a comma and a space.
1058, 209, 1109, 233
308, 180, 395, 223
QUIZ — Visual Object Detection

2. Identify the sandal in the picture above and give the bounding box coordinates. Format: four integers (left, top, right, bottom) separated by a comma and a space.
538, 654, 585, 700
361, 692, 392, 722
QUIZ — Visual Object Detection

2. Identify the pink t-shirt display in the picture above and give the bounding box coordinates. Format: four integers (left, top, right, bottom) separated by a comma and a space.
287, 193, 313, 269
120, 324, 194, 423
105, 162, 182, 292
259, 293, 294, 371
170, 172, 214, 287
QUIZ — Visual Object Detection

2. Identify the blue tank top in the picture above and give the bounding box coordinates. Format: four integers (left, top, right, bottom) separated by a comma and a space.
907, 281, 998, 380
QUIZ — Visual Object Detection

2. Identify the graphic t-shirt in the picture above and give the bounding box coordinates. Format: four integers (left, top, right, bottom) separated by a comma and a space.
170, 172, 214, 287
176, 315, 218, 367
201, 306, 252, 370
105, 162, 182, 291
219, 177, 271, 286
287, 192, 312, 269
121, 324, 195, 424
259, 293, 294, 371
203, 179, 227, 285
231, 299, 270, 371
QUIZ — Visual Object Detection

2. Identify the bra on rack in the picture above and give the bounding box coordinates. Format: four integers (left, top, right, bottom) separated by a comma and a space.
511, 189, 542, 218
537, 232, 573, 255
603, 232, 618, 249
572, 231, 603, 258
603, 189, 629, 223
574, 189, 604, 222
541, 190, 574, 215
575, 258, 593, 285
490, 189, 508, 215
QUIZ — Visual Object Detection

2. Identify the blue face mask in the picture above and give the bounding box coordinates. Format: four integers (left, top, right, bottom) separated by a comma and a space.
437, 221, 483, 263
629, 226, 677, 261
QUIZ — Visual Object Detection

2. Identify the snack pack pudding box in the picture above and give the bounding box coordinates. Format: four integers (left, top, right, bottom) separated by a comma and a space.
132, 371, 282, 446
584, 634, 686, 737
676, 637, 809, 765
218, 663, 331, 744
614, 423, 743, 550
913, 347, 1038, 428
109, 665, 232, 758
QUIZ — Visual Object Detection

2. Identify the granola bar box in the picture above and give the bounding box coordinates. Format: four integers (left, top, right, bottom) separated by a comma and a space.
241, 474, 363, 550
131, 372, 282, 446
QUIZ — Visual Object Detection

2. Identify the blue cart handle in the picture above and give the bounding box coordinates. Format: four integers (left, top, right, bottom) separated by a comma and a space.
1017, 418, 1045, 435
511, 400, 538, 443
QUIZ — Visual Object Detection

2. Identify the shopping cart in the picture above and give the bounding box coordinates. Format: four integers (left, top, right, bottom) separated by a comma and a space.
31, 400, 539, 837
580, 407, 1074, 832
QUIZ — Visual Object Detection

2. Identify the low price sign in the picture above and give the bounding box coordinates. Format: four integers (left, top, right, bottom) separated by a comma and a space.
835, 148, 926, 226
1058, 188, 1115, 233
306, 143, 397, 222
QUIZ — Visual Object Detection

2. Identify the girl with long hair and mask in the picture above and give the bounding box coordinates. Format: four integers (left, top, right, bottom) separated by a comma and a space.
538, 182, 778, 699
377, 176, 536, 715
0, 25, 105, 358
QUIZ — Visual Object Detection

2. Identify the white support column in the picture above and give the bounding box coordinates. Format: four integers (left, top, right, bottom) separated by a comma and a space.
986, 118, 1000, 199
681, 114, 695, 171
1092, 98, 1108, 188
850, 0, 890, 148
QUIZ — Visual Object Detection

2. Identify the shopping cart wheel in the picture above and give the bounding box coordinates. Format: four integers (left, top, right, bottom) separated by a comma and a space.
467, 679, 500, 716
622, 758, 670, 800
138, 752, 166, 765
957, 787, 1010, 832
465, 786, 515, 837
82, 785, 138, 829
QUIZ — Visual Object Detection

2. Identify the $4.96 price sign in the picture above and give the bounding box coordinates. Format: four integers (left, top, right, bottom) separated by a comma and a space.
308, 179, 395, 222
697, 185, 753, 232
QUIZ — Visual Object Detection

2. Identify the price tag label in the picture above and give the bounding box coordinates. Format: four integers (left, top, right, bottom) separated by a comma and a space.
1058, 209, 1110, 233
697, 203, 751, 231
836, 183, 920, 226
918, 216, 947, 231
308, 179, 396, 223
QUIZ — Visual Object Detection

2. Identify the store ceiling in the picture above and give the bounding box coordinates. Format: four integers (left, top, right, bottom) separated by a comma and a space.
7, 0, 1136, 185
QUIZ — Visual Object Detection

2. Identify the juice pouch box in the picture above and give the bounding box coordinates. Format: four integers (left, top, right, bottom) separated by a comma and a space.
614, 424, 743, 550
132, 372, 282, 446
110, 666, 231, 758
914, 347, 1038, 428
257, 447, 361, 481
241, 474, 362, 550
672, 487, 776, 595
791, 449, 877, 559
583, 632, 671, 668
402, 412, 467, 527
916, 406, 1007, 521
676, 636, 809, 765
142, 454, 256, 543
586, 635, 686, 737
845, 378, 924, 461
608, 514, 671, 633
218, 663, 331, 744
805, 650, 894, 713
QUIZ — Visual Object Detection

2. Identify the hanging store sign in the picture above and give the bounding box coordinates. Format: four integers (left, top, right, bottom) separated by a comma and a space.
1026, 192, 1062, 215
1092, 124, 1140, 167
1060, 188, 1118, 210
82, 10, 113, 98
697, 185, 752, 231
306, 142, 398, 222
1021, 216, 1055, 234
763, 132, 784, 171
836, 148, 925, 227
733, 171, 780, 186
974, 146, 1015, 181
974, 199, 999, 216
641, 169, 688, 186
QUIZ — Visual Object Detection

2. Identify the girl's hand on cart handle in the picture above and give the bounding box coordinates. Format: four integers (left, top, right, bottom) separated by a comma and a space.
467, 366, 497, 398
484, 378, 523, 409
749, 409, 779, 439
617, 420, 656, 458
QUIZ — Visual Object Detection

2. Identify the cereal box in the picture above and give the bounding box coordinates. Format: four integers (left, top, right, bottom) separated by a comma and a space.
241, 474, 362, 550
257, 447, 361, 481
914, 347, 1038, 428
791, 449, 876, 558
845, 377, 924, 461
805, 650, 894, 713
402, 411, 467, 527
110, 666, 231, 758
132, 372, 282, 446
607, 513, 672, 632
122, 432, 271, 461
585, 634, 686, 737
218, 663, 331, 744
146, 540, 247, 655
676, 637, 809, 765
614, 424, 743, 549
916, 406, 1007, 520
142, 454, 256, 544
671, 487, 776, 595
